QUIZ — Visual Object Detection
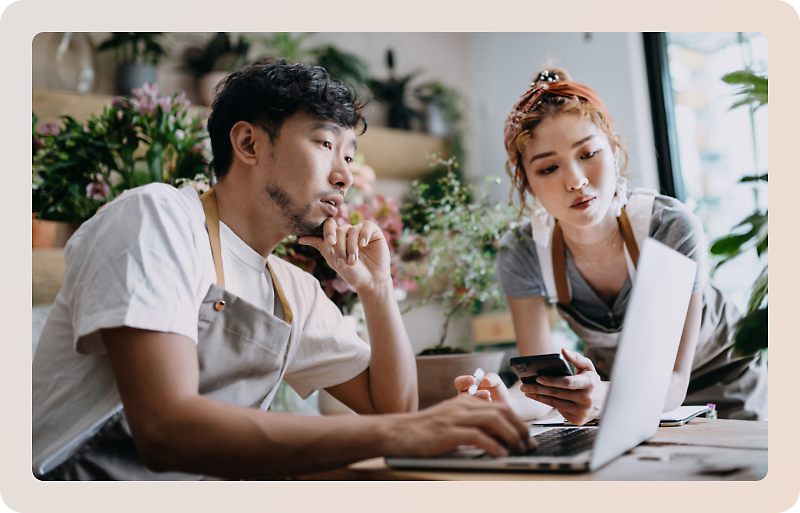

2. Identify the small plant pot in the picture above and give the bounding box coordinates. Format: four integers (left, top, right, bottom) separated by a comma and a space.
116, 64, 157, 96
425, 103, 450, 137
415, 351, 505, 410
32, 214, 80, 248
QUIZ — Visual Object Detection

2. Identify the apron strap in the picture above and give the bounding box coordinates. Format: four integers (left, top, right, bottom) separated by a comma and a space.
551, 222, 571, 306
552, 205, 640, 307
199, 188, 293, 325
267, 261, 293, 325
618, 207, 639, 268
200, 189, 225, 289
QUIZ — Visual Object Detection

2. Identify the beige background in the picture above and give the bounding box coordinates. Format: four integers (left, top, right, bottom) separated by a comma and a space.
5, 0, 797, 512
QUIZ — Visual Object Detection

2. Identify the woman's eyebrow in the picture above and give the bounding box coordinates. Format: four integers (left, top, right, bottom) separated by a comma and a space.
571, 135, 596, 148
528, 135, 597, 165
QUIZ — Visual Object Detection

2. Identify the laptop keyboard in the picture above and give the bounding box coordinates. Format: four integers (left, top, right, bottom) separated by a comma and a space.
524, 427, 597, 457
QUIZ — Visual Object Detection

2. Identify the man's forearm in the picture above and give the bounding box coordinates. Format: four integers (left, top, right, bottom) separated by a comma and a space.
357, 280, 418, 412
140, 395, 398, 479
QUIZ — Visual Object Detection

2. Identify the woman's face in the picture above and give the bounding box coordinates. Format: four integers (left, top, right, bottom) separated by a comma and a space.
520, 115, 618, 229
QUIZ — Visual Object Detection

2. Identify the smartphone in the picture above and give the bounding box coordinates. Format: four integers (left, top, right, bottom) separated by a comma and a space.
510, 353, 573, 384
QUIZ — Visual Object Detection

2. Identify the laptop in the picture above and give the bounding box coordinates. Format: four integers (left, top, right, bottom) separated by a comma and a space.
386, 238, 697, 472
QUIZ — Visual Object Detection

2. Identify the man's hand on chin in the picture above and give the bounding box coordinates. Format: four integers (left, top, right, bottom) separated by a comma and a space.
297, 217, 391, 293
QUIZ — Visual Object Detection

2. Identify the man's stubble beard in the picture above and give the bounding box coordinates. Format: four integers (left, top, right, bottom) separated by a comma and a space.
263, 183, 324, 237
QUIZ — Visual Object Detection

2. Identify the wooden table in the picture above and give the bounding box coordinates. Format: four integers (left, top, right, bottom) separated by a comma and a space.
297, 418, 767, 481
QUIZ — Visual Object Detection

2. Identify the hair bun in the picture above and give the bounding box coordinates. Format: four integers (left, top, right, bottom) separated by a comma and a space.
533, 67, 571, 85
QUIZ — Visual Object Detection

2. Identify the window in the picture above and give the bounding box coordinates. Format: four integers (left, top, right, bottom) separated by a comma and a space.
648, 32, 768, 310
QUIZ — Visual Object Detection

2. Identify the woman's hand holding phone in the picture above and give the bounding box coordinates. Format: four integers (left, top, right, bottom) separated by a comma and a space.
520, 348, 610, 426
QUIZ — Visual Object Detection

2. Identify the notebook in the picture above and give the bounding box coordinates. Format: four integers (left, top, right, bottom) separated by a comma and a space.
386, 238, 697, 472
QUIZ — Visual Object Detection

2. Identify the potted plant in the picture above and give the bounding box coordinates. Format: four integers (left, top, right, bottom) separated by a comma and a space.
367, 49, 422, 130
399, 156, 520, 408
253, 32, 371, 88
183, 32, 251, 107
709, 70, 768, 356
33, 83, 210, 238
98, 32, 168, 95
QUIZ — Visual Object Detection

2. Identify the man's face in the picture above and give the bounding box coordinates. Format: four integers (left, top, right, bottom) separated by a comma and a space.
257, 112, 357, 237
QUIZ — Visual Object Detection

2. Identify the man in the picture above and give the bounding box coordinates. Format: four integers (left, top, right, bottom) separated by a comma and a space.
32, 58, 532, 480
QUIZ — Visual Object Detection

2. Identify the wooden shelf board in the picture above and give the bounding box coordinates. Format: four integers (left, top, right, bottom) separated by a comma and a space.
32, 88, 446, 180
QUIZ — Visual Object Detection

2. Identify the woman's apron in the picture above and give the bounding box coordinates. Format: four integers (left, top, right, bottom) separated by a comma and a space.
41, 189, 295, 480
533, 188, 767, 420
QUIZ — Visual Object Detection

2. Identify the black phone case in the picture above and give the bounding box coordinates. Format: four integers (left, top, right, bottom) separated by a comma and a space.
510, 354, 573, 384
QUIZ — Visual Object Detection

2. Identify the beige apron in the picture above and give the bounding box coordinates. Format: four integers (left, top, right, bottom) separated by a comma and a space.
41, 189, 295, 480
535, 189, 767, 421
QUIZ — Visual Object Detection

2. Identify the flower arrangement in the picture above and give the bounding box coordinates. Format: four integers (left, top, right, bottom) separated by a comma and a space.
277, 155, 414, 314
33, 83, 210, 224
400, 156, 520, 354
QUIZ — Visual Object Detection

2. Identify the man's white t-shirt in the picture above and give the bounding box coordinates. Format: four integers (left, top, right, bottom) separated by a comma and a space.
32, 184, 371, 474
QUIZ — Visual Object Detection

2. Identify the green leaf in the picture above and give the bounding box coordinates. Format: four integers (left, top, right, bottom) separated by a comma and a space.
709, 232, 754, 256
747, 266, 768, 314
756, 233, 768, 256
740, 173, 768, 182
733, 307, 768, 356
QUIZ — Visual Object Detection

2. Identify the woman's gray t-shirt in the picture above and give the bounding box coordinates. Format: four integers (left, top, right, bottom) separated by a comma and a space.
497, 195, 706, 330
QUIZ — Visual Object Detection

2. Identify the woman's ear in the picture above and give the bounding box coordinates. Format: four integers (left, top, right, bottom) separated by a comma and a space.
229, 121, 259, 167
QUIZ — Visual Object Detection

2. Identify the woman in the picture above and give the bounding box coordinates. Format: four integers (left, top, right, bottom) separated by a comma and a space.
457, 68, 766, 424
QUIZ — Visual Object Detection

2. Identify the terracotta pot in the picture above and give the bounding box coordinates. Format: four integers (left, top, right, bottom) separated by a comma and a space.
32, 214, 80, 248
416, 351, 505, 410
198, 71, 229, 107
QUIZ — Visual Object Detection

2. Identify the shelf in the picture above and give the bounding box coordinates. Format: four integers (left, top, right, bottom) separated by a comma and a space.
32, 88, 446, 180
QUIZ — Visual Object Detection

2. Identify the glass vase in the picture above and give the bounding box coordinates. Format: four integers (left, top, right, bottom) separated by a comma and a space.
44, 32, 96, 93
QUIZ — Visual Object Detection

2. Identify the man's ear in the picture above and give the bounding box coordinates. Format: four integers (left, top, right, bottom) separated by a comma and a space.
230, 121, 260, 167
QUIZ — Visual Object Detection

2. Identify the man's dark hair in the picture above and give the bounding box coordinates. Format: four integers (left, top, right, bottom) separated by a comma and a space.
207, 58, 368, 180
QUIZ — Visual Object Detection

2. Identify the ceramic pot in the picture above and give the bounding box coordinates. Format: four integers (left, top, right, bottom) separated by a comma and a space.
198, 71, 229, 107
416, 351, 505, 410
425, 103, 450, 137
32, 214, 80, 248
116, 64, 157, 96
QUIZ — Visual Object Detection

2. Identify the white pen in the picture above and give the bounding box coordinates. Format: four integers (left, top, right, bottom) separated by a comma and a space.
468, 368, 486, 395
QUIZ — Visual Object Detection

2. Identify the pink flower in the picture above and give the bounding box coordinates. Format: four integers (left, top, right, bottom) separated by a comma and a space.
142, 82, 159, 98
320, 277, 355, 298
352, 174, 373, 196
191, 141, 204, 154
86, 177, 111, 201
33, 138, 46, 149
111, 96, 129, 108
158, 96, 172, 113
40, 123, 59, 135
282, 253, 318, 274
174, 91, 187, 107
175, 129, 185, 140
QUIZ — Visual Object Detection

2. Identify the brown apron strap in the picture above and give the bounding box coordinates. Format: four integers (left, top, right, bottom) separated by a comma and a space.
552, 206, 641, 307
266, 262, 293, 325
551, 221, 571, 306
199, 189, 225, 289
618, 206, 639, 268
198, 188, 293, 325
